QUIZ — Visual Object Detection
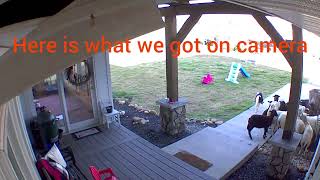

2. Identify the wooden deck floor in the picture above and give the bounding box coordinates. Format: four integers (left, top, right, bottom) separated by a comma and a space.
68, 124, 214, 180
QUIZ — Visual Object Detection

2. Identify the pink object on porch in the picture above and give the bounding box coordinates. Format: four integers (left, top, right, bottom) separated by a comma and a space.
202, 73, 214, 84
89, 166, 117, 180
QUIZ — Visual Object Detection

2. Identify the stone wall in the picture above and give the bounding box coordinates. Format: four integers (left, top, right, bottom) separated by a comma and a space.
267, 146, 294, 179
160, 105, 186, 135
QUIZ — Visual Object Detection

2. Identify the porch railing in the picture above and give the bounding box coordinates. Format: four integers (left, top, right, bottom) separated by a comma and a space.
305, 137, 320, 179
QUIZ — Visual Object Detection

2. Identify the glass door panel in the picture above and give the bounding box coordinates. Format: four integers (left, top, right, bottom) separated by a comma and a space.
63, 60, 95, 125
32, 75, 65, 129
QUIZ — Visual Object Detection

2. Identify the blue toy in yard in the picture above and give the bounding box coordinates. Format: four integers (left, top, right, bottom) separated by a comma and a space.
240, 66, 250, 78
225, 62, 250, 84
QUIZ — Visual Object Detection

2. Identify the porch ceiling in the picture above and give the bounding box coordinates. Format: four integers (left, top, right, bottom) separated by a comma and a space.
0, 0, 74, 28
0, 0, 319, 104
0, 0, 163, 105
1, 1, 320, 36
224, 0, 320, 36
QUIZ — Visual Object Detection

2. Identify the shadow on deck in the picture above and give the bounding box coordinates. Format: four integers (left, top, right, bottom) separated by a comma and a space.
66, 124, 213, 180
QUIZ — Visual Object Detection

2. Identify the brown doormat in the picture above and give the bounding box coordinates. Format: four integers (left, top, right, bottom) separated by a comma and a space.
174, 151, 212, 171
73, 128, 100, 140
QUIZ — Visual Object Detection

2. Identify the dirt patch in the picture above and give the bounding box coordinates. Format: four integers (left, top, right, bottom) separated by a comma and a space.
113, 100, 216, 148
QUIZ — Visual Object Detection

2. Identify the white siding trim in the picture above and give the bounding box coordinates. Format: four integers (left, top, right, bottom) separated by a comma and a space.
0, 152, 18, 180
0, 98, 40, 180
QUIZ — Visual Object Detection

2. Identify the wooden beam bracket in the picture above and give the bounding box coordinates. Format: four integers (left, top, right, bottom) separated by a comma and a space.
253, 14, 293, 68
176, 13, 202, 42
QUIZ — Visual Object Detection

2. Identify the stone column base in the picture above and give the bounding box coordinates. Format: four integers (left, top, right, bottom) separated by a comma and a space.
267, 146, 294, 179
157, 98, 188, 136
267, 129, 302, 179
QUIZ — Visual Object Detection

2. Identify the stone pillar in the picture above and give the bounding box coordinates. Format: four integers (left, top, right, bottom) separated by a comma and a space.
309, 89, 320, 116
157, 98, 188, 135
267, 129, 302, 179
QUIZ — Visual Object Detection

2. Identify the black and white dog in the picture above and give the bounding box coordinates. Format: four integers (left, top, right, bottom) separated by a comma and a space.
255, 92, 264, 113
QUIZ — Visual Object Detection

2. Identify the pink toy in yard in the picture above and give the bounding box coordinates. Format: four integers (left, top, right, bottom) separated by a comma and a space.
202, 73, 214, 84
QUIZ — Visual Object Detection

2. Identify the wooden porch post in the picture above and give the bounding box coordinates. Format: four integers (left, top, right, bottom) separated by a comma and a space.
160, 8, 201, 135
164, 11, 202, 102
165, 15, 178, 102
282, 25, 304, 139
253, 15, 304, 140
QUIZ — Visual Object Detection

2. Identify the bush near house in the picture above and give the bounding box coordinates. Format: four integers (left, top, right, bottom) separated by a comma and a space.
111, 55, 290, 121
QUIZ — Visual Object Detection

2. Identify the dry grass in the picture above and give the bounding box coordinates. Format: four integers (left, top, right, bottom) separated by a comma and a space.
110, 55, 290, 121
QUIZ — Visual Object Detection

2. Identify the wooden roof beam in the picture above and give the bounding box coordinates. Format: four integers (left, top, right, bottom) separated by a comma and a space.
159, 1, 267, 16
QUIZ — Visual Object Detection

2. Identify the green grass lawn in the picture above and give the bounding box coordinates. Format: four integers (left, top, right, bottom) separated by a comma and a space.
110, 55, 291, 121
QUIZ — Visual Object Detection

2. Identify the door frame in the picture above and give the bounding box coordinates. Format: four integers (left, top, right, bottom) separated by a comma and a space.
56, 58, 99, 134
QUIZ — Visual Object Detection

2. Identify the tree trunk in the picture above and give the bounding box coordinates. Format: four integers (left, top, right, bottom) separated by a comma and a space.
309, 89, 320, 116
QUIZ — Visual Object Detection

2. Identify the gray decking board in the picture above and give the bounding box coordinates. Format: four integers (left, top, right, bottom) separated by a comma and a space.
119, 143, 177, 180
135, 138, 213, 180
77, 146, 137, 179
108, 147, 151, 179
70, 125, 214, 180
129, 140, 195, 177
125, 142, 190, 179
97, 154, 128, 180
119, 144, 169, 179
99, 149, 138, 180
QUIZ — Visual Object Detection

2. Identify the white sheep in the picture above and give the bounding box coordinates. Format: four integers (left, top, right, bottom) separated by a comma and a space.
273, 105, 306, 134
295, 119, 306, 134
301, 113, 319, 135
298, 114, 314, 155
263, 101, 280, 116
255, 92, 264, 113
274, 111, 305, 134
271, 101, 280, 111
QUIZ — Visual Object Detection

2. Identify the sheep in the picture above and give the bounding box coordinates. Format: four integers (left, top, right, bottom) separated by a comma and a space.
262, 101, 281, 116
273, 94, 280, 101
260, 103, 280, 133
274, 105, 307, 134
270, 110, 285, 133
296, 119, 306, 134
298, 113, 314, 155
278, 101, 288, 111
247, 109, 278, 140
301, 113, 319, 135
271, 106, 305, 134
262, 101, 273, 116
272, 101, 281, 111
277, 112, 305, 134
300, 99, 310, 108
254, 92, 264, 113
267, 95, 281, 112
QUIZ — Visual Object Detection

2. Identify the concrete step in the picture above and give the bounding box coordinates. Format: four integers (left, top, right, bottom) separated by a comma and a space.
163, 127, 259, 180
